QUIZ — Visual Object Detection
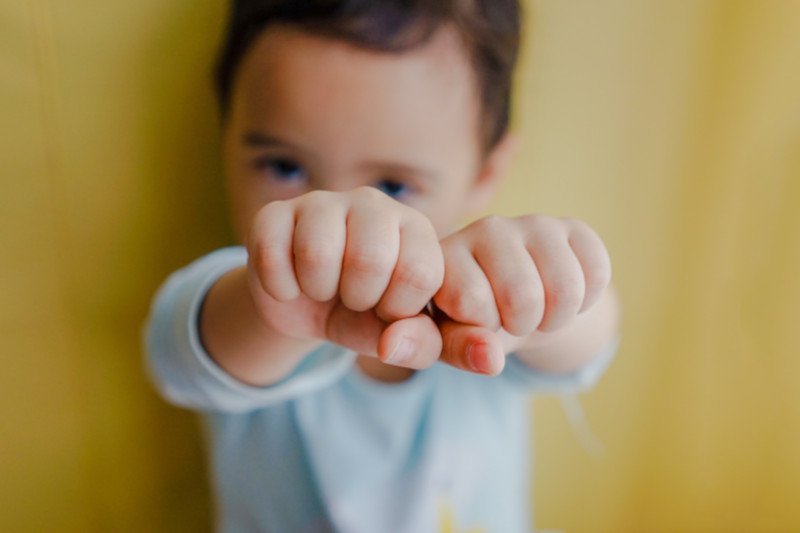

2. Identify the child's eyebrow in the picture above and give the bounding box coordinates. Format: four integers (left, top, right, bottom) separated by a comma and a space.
242, 131, 292, 149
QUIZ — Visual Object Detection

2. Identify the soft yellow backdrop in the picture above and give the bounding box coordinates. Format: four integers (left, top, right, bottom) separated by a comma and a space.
2, 1, 799, 531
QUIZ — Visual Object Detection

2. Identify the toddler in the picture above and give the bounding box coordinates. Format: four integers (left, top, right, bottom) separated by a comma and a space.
144, 1, 620, 531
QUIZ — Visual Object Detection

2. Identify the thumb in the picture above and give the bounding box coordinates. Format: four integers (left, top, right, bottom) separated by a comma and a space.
437, 318, 505, 375
325, 301, 442, 369
377, 314, 443, 370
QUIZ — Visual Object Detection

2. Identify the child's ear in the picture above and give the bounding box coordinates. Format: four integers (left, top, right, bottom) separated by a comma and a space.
465, 132, 520, 212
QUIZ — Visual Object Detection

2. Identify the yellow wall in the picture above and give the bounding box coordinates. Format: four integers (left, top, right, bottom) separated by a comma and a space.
2, 1, 799, 531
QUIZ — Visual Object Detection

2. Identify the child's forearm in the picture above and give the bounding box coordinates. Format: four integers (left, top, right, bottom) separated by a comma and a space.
200, 266, 322, 387
504, 285, 621, 374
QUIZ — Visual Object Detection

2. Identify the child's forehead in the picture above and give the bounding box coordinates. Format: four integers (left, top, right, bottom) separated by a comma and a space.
235, 25, 477, 114
230, 25, 483, 169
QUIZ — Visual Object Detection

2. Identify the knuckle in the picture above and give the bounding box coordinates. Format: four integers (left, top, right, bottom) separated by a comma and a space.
259, 199, 287, 217
298, 189, 330, 209
518, 213, 549, 228
339, 288, 370, 310
394, 262, 443, 294
353, 185, 385, 204
586, 262, 612, 290
499, 281, 538, 316
475, 214, 508, 234
250, 241, 284, 274
304, 189, 328, 202
564, 216, 589, 231
546, 277, 583, 308
413, 210, 437, 229
345, 247, 394, 277
404, 211, 440, 241
521, 214, 567, 237
444, 286, 493, 324
498, 284, 542, 334
294, 241, 338, 269
250, 202, 284, 236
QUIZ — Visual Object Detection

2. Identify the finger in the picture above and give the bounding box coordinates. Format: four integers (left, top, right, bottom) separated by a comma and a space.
293, 199, 347, 302
324, 301, 387, 356
325, 304, 442, 370
437, 317, 505, 375
527, 228, 585, 333
566, 219, 612, 313
247, 201, 300, 302
377, 314, 443, 370
473, 234, 545, 337
433, 244, 500, 330
339, 203, 400, 312
376, 215, 444, 321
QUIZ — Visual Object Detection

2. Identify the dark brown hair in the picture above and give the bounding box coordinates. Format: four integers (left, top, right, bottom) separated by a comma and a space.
214, 0, 521, 150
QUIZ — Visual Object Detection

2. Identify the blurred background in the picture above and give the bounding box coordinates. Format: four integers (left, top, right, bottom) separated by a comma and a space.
2, 0, 799, 531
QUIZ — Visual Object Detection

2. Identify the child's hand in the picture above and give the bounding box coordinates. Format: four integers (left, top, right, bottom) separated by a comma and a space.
433, 215, 612, 374
245, 187, 445, 368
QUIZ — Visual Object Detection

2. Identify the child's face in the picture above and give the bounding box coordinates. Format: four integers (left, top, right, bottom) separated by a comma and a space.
223, 25, 510, 241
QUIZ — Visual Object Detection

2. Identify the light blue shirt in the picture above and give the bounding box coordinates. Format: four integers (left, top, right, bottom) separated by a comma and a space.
144, 247, 615, 533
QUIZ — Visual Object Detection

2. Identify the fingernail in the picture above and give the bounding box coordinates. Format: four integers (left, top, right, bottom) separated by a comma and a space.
467, 342, 492, 374
386, 337, 416, 366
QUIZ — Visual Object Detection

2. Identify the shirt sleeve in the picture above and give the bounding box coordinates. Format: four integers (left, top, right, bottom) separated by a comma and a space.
499, 337, 619, 394
142, 246, 357, 413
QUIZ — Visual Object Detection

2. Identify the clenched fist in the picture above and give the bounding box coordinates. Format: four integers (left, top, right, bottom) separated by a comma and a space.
433, 214, 612, 374
245, 187, 445, 368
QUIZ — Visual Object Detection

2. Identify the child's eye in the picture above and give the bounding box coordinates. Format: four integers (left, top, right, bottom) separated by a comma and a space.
256, 157, 307, 183
374, 179, 410, 200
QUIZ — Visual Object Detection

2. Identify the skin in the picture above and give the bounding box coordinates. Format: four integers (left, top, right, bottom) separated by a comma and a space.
200, 24, 620, 385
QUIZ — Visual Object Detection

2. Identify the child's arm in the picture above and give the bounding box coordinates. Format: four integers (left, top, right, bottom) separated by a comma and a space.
200, 187, 446, 386
433, 214, 619, 377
